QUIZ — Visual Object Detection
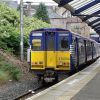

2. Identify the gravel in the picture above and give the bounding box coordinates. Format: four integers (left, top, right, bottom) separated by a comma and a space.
0, 78, 42, 100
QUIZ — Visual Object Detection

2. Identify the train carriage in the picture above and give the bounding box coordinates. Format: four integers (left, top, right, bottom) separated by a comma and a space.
27, 28, 100, 83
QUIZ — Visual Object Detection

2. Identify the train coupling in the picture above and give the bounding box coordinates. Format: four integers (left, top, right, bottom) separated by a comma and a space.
43, 70, 57, 83
44, 77, 55, 83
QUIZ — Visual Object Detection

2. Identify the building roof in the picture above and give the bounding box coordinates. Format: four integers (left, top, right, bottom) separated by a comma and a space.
47, 8, 63, 18
17, 0, 58, 6
53, 0, 100, 34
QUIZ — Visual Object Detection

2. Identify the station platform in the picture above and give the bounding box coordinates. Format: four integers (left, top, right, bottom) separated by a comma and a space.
26, 58, 100, 100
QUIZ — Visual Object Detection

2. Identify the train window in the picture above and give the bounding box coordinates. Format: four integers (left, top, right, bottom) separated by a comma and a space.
47, 36, 55, 50
61, 40, 68, 48
59, 37, 69, 51
86, 41, 92, 56
92, 43, 96, 56
46, 33, 55, 51
32, 39, 41, 51
78, 39, 85, 56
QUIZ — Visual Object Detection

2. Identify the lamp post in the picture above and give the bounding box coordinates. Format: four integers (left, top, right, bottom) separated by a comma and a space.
20, 0, 24, 61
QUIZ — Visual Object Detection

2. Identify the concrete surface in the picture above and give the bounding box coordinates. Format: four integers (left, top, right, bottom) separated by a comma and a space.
26, 58, 100, 100
71, 72, 100, 100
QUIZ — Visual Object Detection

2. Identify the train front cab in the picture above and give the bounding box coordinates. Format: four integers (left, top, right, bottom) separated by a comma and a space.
30, 30, 71, 81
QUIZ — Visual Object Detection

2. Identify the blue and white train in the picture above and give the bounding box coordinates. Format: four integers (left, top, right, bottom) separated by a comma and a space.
27, 28, 100, 82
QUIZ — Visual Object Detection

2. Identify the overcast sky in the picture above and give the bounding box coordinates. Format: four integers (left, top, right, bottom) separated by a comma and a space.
17, 0, 56, 4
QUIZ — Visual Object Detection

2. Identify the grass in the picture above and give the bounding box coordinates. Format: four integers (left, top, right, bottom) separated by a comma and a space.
0, 70, 9, 84
0, 54, 21, 83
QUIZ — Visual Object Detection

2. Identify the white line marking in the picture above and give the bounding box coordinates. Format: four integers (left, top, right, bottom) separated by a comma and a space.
67, 79, 79, 85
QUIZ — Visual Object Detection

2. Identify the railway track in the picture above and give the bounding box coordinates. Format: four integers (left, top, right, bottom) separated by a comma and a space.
13, 61, 94, 100
14, 90, 34, 100
14, 81, 55, 100
14, 74, 75, 100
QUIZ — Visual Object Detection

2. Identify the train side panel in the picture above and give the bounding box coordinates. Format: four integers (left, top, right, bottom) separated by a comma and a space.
78, 38, 86, 65
70, 34, 86, 71
69, 33, 76, 72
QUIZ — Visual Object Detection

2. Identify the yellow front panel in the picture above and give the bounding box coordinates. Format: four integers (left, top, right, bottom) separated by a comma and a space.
56, 51, 70, 70
46, 51, 56, 68
31, 51, 45, 69
30, 51, 70, 70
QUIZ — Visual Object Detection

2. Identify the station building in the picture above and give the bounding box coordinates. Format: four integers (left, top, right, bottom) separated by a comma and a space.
23, 1, 92, 37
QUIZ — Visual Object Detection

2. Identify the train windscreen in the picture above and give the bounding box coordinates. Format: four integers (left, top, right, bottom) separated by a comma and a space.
46, 32, 55, 51
31, 33, 42, 51
59, 33, 69, 51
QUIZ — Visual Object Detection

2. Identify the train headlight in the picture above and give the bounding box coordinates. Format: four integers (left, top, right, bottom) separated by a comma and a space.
59, 62, 63, 65
32, 62, 35, 65
32, 62, 38, 65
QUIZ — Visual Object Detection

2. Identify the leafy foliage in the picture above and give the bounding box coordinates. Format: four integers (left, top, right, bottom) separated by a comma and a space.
0, 54, 21, 82
35, 2, 50, 23
0, 3, 50, 55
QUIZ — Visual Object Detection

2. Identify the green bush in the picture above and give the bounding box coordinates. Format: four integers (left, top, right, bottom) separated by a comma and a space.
0, 60, 21, 81
0, 4, 50, 55
10, 68, 21, 81
0, 70, 9, 83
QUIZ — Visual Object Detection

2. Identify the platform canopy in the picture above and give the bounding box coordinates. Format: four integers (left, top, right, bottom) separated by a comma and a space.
53, 0, 100, 34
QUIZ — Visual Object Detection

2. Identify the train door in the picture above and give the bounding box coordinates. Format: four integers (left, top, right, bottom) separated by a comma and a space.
84, 40, 87, 63
73, 37, 79, 67
78, 38, 86, 65
45, 32, 56, 68
91, 42, 94, 60
86, 41, 93, 61
30, 32, 45, 70
56, 33, 70, 70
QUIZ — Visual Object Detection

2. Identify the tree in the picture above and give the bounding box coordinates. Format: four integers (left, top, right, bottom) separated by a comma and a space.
0, 3, 50, 55
35, 2, 50, 23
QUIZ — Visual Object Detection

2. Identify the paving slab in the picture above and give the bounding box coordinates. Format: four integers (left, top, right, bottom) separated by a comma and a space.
71, 72, 100, 100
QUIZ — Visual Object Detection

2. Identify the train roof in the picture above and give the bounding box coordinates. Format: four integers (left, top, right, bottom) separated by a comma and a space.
30, 28, 97, 43
30, 28, 69, 33
71, 31, 96, 42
